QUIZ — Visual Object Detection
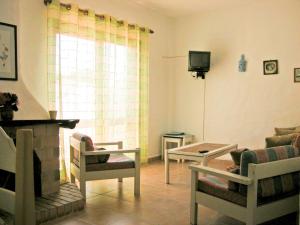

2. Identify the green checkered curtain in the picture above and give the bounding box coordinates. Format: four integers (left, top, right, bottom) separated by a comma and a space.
47, 0, 150, 181
139, 29, 149, 163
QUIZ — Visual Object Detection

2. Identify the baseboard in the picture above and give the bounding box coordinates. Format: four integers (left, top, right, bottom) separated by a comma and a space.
148, 155, 161, 163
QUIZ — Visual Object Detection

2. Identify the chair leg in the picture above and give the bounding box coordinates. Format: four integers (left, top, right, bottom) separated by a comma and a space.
190, 200, 198, 225
246, 178, 257, 225
80, 178, 86, 200
190, 170, 198, 225
134, 176, 140, 196
246, 215, 256, 225
118, 178, 123, 182
246, 221, 256, 225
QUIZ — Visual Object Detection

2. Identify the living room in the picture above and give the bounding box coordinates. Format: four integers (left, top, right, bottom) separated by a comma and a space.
0, 0, 300, 225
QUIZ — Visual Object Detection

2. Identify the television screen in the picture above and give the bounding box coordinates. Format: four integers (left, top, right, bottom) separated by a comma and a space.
188, 51, 211, 72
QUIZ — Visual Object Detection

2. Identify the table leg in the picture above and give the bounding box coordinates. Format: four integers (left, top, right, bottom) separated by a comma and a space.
165, 150, 170, 184
202, 157, 208, 167
161, 137, 165, 160
201, 157, 208, 177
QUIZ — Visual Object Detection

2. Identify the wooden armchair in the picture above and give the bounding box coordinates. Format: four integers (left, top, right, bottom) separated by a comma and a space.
0, 127, 35, 225
70, 134, 140, 200
189, 145, 300, 225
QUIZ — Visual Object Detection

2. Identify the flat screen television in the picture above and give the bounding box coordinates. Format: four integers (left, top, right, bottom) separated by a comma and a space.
188, 51, 211, 72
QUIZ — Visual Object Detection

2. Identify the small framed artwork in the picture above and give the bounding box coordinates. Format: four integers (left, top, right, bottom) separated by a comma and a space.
294, 68, 300, 83
263, 60, 278, 75
0, 22, 18, 81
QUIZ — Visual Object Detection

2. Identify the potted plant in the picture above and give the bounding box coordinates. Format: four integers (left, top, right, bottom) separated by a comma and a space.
0, 92, 19, 121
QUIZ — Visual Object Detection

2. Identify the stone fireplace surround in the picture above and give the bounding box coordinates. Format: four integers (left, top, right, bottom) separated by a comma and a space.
0, 119, 84, 224
0, 119, 79, 196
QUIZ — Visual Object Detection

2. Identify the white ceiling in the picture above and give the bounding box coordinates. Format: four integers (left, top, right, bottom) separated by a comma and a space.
129, 0, 253, 17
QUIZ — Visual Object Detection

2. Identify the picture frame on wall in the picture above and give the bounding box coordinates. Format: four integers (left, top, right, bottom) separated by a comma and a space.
0, 22, 18, 81
263, 60, 278, 75
294, 68, 300, 83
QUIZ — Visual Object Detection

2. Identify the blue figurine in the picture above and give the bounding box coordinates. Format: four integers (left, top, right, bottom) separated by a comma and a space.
239, 54, 247, 72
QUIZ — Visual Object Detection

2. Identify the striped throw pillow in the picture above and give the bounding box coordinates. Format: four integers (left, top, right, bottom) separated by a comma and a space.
240, 145, 300, 197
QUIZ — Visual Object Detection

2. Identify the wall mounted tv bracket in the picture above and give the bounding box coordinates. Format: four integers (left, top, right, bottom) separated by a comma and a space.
192, 71, 206, 79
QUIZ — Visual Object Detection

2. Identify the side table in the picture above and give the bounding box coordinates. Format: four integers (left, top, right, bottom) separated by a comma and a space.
161, 133, 193, 161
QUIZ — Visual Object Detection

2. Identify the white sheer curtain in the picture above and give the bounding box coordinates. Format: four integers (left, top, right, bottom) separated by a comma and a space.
55, 33, 140, 179
47, 2, 150, 181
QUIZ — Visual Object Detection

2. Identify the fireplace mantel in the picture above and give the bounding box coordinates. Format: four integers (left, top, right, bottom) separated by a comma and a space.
0, 119, 79, 129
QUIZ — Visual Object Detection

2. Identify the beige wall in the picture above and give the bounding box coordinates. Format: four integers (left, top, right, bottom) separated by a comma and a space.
171, 0, 300, 149
0, 0, 172, 157
0, 0, 48, 119
4, 0, 299, 157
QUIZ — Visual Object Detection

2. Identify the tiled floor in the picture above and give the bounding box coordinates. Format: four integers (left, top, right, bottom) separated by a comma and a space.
48, 160, 297, 225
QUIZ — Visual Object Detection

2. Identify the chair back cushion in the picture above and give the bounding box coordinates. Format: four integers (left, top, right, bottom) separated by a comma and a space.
230, 148, 249, 166
265, 133, 298, 148
72, 133, 110, 164
275, 126, 300, 136
240, 145, 300, 197
293, 135, 300, 150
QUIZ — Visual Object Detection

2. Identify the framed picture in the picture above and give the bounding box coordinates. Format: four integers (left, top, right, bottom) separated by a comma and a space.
263, 60, 278, 75
294, 68, 300, 83
0, 22, 17, 81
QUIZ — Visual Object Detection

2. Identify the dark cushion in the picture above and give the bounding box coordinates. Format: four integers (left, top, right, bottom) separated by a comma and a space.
0, 210, 14, 225
265, 133, 298, 148
0, 169, 15, 192
84, 154, 135, 172
230, 148, 249, 166
198, 176, 246, 206
227, 167, 240, 192
198, 176, 298, 207
72, 133, 110, 164
240, 145, 300, 197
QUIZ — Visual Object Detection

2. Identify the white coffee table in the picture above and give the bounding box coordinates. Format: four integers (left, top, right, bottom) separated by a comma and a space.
165, 142, 238, 184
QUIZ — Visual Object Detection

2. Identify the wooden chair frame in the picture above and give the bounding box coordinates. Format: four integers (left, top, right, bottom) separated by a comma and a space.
0, 127, 35, 225
189, 157, 300, 225
69, 137, 140, 200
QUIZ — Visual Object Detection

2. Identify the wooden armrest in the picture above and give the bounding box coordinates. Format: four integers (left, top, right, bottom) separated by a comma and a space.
83, 148, 140, 155
94, 141, 122, 146
189, 164, 252, 185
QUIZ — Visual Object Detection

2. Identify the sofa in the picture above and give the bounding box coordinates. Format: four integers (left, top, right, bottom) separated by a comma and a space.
189, 135, 300, 225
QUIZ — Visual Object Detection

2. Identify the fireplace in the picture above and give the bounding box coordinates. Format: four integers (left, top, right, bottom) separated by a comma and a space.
0, 119, 78, 196
0, 119, 85, 224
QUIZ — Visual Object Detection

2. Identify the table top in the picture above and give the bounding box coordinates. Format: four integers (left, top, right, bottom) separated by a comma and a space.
168, 142, 237, 157
180, 143, 228, 153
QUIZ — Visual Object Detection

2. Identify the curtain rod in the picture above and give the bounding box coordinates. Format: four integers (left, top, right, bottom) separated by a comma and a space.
43, 0, 154, 34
